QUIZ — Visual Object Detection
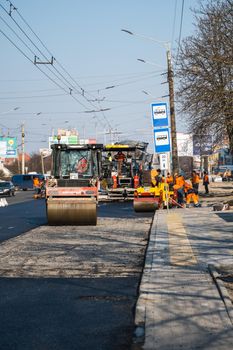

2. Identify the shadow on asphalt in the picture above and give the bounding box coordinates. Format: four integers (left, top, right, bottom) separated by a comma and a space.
215, 212, 233, 222
98, 201, 154, 219
0, 277, 138, 350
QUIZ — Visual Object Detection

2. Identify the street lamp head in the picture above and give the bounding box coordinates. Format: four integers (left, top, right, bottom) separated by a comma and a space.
121, 29, 134, 35
137, 58, 146, 63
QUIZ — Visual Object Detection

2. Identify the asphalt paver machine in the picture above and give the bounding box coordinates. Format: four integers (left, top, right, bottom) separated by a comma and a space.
101, 141, 151, 200
46, 143, 102, 225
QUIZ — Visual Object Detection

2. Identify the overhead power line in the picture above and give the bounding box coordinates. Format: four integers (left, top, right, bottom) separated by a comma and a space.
0, 1, 112, 116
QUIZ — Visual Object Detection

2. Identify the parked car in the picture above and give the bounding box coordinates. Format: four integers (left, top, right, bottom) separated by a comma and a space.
0, 181, 16, 196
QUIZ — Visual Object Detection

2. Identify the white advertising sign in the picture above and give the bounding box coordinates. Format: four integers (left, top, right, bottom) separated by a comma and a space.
159, 153, 169, 170
0, 141, 7, 155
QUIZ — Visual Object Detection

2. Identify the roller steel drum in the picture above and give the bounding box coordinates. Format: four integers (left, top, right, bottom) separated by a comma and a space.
47, 198, 97, 225
133, 198, 159, 212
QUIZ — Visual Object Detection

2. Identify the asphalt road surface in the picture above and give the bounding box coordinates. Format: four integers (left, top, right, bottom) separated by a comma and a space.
0, 190, 47, 242
0, 192, 153, 350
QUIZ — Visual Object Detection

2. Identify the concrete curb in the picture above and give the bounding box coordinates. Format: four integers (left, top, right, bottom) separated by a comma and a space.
208, 263, 233, 325
133, 211, 158, 345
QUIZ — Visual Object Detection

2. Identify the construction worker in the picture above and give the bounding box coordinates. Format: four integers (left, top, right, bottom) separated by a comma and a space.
107, 152, 112, 162
166, 172, 174, 190
114, 151, 126, 176
184, 180, 201, 207
151, 168, 163, 187
151, 168, 158, 186
173, 173, 185, 206
203, 171, 209, 194
114, 151, 126, 162
33, 176, 40, 189
191, 170, 200, 193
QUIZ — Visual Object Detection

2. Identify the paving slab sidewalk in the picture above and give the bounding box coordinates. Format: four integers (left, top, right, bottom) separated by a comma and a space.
134, 209, 233, 350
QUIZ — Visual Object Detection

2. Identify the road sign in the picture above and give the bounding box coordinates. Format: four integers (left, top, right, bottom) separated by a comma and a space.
153, 128, 171, 153
159, 153, 169, 170
151, 102, 168, 128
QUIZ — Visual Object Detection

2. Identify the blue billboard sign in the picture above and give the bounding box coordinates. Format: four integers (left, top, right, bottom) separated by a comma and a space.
151, 102, 168, 128
153, 128, 171, 153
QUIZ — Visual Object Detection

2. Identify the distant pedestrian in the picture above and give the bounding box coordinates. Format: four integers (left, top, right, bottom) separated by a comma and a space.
203, 171, 209, 194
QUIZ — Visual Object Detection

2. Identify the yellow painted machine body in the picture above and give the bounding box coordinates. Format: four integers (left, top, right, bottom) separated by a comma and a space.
134, 183, 173, 212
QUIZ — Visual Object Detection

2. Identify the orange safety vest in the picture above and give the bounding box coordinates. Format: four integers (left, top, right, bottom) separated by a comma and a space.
112, 175, 118, 189
166, 175, 174, 184
134, 175, 140, 188
175, 176, 185, 189
115, 153, 125, 161
192, 174, 200, 184
203, 174, 209, 183
33, 177, 40, 188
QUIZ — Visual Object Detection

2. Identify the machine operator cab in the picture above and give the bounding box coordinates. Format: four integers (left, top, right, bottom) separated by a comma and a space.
51, 143, 102, 183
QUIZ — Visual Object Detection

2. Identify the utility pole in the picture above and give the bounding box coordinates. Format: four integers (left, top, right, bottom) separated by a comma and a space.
21, 123, 25, 174
167, 50, 179, 174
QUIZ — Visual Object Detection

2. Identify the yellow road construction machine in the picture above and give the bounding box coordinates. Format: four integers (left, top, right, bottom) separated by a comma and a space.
46, 143, 102, 225
101, 141, 151, 200
133, 170, 173, 212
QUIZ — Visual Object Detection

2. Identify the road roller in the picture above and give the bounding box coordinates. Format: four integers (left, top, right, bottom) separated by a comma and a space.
134, 177, 173, 212
46, 143, 102, 225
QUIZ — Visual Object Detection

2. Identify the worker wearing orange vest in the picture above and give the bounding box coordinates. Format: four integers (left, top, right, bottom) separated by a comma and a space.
191, 170, 200, 193
166, 172, 174, 190
173, 174, 185, 206
151, 168, 158, 186
33, 177, 40, 189
114, 151, 126, 176
184, 180, 201, 208
203, 171, 209, 194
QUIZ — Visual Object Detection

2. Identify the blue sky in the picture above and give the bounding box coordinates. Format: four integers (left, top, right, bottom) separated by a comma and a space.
0, 0, 203, 154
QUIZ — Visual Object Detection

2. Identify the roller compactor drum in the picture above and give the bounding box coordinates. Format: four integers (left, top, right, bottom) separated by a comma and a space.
133, 187, 161, 212
46, 143, 102, 226
134, 182, 173, 213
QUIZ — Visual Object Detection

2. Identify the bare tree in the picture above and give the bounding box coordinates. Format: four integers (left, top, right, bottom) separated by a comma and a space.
176, 0, 233, 151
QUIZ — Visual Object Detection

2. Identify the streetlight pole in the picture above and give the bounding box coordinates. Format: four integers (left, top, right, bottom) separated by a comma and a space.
121, 29, 179, 174
166, 50, 179, 174
21, 123, 25, 174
